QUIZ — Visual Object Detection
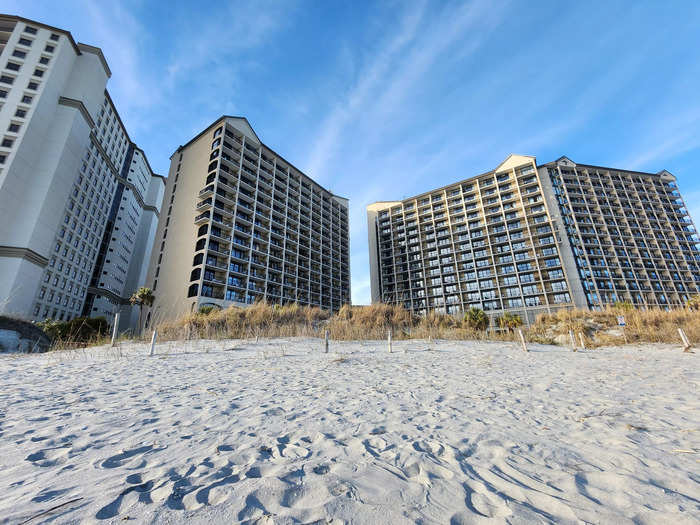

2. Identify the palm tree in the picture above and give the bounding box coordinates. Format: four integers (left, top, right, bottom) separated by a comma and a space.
130, 287, 154, 335
686, 294, 700, 311
498, 312, 523, 332
464, 307, 488, 331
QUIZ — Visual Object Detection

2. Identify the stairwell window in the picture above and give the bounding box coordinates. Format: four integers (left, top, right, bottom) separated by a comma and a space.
18, 38, 32, 46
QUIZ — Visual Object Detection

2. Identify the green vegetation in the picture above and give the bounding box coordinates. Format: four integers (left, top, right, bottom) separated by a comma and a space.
37, 317, 109, 345
497, 312, 523, 332
129, 287, 154, 334
464, 307, 488, 331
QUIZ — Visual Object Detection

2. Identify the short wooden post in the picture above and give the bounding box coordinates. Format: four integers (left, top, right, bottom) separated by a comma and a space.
388, 329, 392, 353
569, 330, 577, 352
578, 332, 585, 350
149, 329, 157, 356
324, 330, 329, 354
518, 329, 528, 352
111, 312, 120, 347
678, 328, 692, 352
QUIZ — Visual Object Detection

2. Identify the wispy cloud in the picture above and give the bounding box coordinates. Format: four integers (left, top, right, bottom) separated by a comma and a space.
304, 0, 429, 179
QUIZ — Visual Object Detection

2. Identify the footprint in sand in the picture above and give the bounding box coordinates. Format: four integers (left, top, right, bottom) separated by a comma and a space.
363, 436, 393, 457
413, 439, 445, 458
98, 444, 155, 469
279, 443, 310, 460
470, 492, 512, 518
25, 446, 69, 467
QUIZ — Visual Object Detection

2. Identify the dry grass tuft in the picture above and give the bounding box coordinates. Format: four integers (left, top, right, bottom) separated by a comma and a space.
530, 306, 700, 347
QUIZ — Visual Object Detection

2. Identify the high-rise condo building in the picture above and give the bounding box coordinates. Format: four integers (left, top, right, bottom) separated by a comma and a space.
367, 155, 700, 323
82, 145, 164, 332
0, 15, 163, 328
144, 116, 350, 325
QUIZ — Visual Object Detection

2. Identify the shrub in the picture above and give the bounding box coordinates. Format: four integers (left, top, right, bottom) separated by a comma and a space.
686, 295, 700, 311
498, 312, 523, 332
612, 300, 634, 311
464, 307, 488, 331
198, 305, 218, 315
37, 316, 109, 344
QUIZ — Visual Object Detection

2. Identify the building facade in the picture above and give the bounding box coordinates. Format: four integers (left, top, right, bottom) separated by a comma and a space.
82, 145, 164, 332
540, 156, 700, 309
144, 116, 350, 324
0, 15, 162, 328
367, 155, 700, 323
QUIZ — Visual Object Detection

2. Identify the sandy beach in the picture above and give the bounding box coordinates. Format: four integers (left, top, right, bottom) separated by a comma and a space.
1, 338, 698, 524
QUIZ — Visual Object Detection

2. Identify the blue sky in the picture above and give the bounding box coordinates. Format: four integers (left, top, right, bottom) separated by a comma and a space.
9, 1, 700, 304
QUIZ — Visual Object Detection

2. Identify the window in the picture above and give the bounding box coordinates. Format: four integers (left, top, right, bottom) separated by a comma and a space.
12, 50, 26, 59
0, 89, 6, 98
27, 81, 38, 90
39, 57, 50, 65
50, 33, 60, 41
0, 154, 6, 164
1, 138, 13, 148
15, 109, 26, 118
45, 44, 55, 53
8, 123, 20, 133
0, 75, 14, 85
18, 38, 33, 46
33, 69, 44, 77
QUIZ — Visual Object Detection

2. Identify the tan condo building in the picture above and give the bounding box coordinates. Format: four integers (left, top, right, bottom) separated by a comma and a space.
144, 116, 350, 325
367, 155, 700, 324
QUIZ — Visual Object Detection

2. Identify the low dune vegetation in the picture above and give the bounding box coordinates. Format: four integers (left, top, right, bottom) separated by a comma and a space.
149, 300, 700, 349
25, 297, 700, 352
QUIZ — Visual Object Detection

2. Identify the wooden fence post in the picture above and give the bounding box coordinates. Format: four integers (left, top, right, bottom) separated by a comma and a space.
150, 329, 157, 356
111, 312, 120, 347
678, 328, 692, 353
569, 330, 577, 352
388, 329, 392, 353
518, 329, 528, 353
325, 330, 329, 354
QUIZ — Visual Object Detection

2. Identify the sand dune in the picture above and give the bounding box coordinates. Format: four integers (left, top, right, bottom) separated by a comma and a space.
1, 338, 698, 524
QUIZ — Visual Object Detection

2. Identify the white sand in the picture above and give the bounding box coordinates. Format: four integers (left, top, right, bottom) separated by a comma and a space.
1, 338, 698, 524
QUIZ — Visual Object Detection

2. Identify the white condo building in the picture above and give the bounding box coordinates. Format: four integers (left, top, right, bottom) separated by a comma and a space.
0, 15, 163, 328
